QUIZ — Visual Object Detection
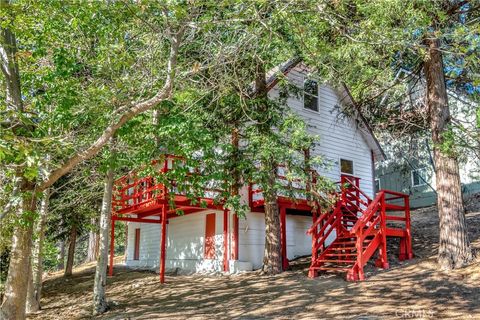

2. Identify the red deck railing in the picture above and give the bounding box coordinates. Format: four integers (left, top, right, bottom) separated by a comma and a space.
112, 155, 225, 216
248, 166, 322, 209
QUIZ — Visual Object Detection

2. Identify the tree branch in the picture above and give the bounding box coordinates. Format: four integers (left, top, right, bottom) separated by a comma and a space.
38, 29, 184, 191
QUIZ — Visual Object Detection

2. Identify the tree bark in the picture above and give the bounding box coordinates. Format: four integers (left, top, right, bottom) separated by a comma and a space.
25, 261, 39, 314
0, 18, 23, 112
254, 60, 283, 275
93, 168, 114, 315
0, 181, 36, 320
424, 37, 473, 270
86, 218, 100, 263
26, 190, 50, 313
262, 162, 283, 274
64, 225, 77, 277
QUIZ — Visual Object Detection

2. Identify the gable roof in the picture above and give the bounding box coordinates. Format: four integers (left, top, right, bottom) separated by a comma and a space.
266, 59, 386, 161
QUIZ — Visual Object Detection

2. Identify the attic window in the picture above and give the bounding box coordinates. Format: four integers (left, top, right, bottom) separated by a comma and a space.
340, 159, 354, 175
303, 79, 318, 112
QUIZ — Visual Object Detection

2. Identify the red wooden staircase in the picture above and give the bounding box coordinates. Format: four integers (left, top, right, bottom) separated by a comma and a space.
307, 176, 413, 281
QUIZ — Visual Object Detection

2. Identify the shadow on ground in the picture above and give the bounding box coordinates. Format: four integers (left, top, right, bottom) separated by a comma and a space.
29, 206, 480, 320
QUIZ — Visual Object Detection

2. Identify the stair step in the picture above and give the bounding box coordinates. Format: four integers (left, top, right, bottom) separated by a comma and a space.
337, 236, 374, 240
333, 240, 371, 245
311, 266, 352, 272
317, 259, 356, 263
324, 253, 357, 257
327, 246, 357, 251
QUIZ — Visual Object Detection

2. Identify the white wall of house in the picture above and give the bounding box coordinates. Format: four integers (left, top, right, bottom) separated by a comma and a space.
124, 210, 314, 272
238, 212, 313, 269
268, 63, 375, 197
125, 210, 225, 273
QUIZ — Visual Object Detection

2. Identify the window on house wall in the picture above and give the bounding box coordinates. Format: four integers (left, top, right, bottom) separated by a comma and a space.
411, 168, 427, 187
375, 179, 381, 192
204, 213, 216, 259
134, 228, 140, 260
340, 159, 354, 175
303, 79, 318, 112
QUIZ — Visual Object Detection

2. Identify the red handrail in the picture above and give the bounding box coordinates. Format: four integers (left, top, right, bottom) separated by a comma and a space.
308, 204, 342, 254
112, 154, 225, 214
350, 191, 383, 234
341, 175, 372, 204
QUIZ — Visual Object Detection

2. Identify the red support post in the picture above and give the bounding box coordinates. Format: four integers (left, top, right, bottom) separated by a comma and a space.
223, 209, 229, 271
376, 191, 389, 269
159, 158, 168, 283
160, 204, 167, 283
308, 207, 318, 278
280, 205, 288, 271
356, 229, 364, 280
108, 218, 115, 276
404, 196, 413, 259
232, 213, 239, 260
311, 208, 317, 261
223, 209, 229, 272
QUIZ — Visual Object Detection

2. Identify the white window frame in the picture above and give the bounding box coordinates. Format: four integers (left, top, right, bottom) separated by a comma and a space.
339, 158, 355, 176
303, 77, 319, 112
411, 168, 428, 187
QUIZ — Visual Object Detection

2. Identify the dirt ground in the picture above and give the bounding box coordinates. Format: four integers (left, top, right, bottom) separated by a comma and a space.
29, 201, 480, 320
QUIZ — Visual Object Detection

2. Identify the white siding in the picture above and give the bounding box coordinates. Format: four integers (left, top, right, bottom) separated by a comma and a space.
125, 216, 161, 268
125, 211, 315, 272
269, 64, 375, 197
238, 212, 314, 269
125, 210, 226, 273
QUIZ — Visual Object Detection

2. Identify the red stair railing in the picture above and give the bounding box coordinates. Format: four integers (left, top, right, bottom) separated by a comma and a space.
347, 191, 386, 280
307, 203, 342, 263
308, 174, 412, 281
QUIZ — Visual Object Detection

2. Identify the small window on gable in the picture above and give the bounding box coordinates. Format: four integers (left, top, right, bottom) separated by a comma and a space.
340, 159, 354, 175
303, 79, 318, 112
411, 168, 427, 187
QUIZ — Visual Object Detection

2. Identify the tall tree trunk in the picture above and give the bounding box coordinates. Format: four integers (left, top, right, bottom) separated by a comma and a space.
0, 15, 23, 112
26, 190, 50, 313
93, 168, 114, 315
86, 218, 100, 263
64, 225, 77, 277
57, 241, 65, 270
26, 262, 38, 314
262, 161, 282, 274
254, 60, 283, 275
1, 10, 38, 319
424, 37, 473, 270
0, 181, 36, 320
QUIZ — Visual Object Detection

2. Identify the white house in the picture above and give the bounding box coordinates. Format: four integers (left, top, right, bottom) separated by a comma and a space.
111, 60, 385, 277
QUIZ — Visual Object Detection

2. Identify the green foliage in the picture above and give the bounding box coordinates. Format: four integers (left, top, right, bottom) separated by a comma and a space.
42, 239, 61, 272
